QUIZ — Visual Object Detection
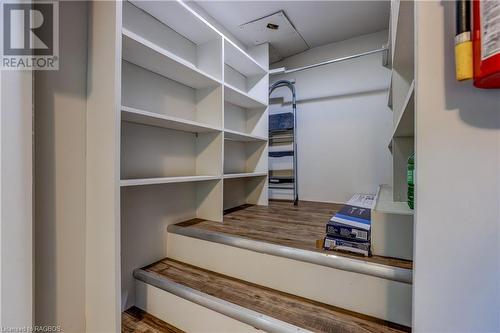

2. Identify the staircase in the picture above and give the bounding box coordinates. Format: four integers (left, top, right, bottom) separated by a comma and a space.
129, 201, 413, 332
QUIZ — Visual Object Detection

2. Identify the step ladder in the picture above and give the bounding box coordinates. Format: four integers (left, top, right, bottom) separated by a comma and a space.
269, 80, 298, 205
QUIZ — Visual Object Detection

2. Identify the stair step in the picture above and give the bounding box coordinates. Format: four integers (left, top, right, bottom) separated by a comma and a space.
166, 201, 413, 326
170, 200, 412, 282
122, 306, 184, 333
135, 258, 410, 333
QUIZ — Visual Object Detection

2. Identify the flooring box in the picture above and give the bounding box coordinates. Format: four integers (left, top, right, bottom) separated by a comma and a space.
323, 235, 370, 256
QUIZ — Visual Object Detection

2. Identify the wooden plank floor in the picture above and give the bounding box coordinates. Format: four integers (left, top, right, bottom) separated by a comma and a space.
144, 258, 410, 333
176, 200, 412, 269
122, 306, 184, 333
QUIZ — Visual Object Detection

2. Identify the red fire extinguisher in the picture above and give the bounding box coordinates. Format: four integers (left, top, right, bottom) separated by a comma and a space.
472, 0, 500, 88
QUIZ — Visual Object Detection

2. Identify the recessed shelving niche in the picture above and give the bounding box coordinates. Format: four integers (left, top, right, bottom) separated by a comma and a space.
224, 137, 267, 175
224, 84, 268, 138
122, 59, 223, 129
224, 39, 268, 107
223, 176, 267, 211
121, 121, 222, 180
123, 1, 223, 82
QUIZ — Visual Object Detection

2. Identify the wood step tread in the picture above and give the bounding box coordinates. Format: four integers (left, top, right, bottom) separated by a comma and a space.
122, 306, 184, 333
138, 258, 410, 333
171, 200, 412, 272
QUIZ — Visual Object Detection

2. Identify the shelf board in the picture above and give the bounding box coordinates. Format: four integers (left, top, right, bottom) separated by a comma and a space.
121, 106, 221, 134
122, 29, 221, 89
392, 0, 414, 76
121, 175, 221, 187
129, 0, 221, 45
224, 129, 267, 142
387, 73, 393, 109
224, 83, 267, 109
224, 39, 266, 78
224, 172, 268, 179
374, 184, 413, 216
391, 80, 415, 139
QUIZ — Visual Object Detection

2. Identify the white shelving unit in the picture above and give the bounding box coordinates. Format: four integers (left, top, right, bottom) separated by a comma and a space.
386, 0, 415, 203
372, 0, 415, 261
86, 1, 269, 325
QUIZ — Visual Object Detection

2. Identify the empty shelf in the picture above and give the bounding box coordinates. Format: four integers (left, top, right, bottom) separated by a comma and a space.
224, 172, 267, 179
224, 129, 267, 142
374, 184, 414, 215
130, 0, 221, 45
224, 39, 266, 78
224, 84, 266, 109
121, 175, 220, 187
121, 106, 221, 134
122, 29, 221, 89
392, 0, 414, 74
392, 81, 415, 139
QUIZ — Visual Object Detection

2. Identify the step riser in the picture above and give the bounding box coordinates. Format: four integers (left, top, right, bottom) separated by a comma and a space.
135, 281, 261, 333
167, 233, 412, 326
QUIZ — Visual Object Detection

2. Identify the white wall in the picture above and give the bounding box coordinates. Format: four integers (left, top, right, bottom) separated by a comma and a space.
34, 2, 88, 331
413, 2, 500, 332
0, 62, 33, 329
271, 30, 392, 203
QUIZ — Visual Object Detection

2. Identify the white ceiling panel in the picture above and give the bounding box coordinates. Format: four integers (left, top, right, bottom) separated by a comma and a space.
238, 11, 309, 62
195, 1, 389, 61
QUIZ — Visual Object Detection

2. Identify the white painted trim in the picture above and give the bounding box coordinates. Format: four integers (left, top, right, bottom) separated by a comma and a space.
86, 2, 122, 331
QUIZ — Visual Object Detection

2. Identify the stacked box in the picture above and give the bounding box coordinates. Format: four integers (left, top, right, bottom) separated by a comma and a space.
323, 193, 375, 256
323, 236, 370, 256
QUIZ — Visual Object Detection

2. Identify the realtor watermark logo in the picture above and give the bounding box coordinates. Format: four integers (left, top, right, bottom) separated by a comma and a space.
1, 1, 59, 70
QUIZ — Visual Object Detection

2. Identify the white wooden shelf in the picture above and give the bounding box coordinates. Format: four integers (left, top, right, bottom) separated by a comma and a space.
223, 172, 268, 179
224, 129, 267, 142
120, 175, 221, 187
224, 39, 266, 78
391, 80, 415, 140
121, 106, 221, 134
387, 74, 393, 109
122, 29, 221, 89
130, 0, 221, 45
392, 0, 414, 78
374, 184, 413, 215
224, 83, 267, 109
